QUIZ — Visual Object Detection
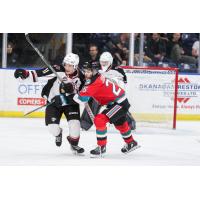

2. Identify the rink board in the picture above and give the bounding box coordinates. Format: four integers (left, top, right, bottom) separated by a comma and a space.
0, 69, 200, 120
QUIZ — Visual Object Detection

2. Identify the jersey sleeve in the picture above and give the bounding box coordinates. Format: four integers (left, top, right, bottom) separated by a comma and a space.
77, 69, 86, 91
75, 85, 93, 103
115, 67, 127, 83
79, 80, 99, 97
35, 65, 64, 77
76, 77, 101, 103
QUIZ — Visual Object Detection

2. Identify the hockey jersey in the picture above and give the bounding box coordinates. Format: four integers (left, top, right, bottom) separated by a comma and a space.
25, 65, 84, 102
78, 74, 125, 106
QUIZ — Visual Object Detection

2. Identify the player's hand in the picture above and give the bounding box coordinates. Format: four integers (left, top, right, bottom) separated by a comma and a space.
60, 82, 74, 94
14, 69, 29, 79
52, 95, 69, 108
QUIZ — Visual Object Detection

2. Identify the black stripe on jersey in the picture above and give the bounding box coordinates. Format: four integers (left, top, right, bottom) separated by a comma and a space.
97, 137, 107, 141
122, 135, 132, 140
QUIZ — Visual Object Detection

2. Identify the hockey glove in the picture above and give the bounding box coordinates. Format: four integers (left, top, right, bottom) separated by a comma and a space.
60, 82, 74, 94
14, 69, 29, 79
52, 95, 69, 108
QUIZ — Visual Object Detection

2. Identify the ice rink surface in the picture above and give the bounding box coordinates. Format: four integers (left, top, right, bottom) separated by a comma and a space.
0, 117, 200, 166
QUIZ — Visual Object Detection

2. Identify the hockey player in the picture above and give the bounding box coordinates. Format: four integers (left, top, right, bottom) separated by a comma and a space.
80, 52, 136, 131
99, 52, 127, 88
14, 53, 84, 154
65, 63, 139, 157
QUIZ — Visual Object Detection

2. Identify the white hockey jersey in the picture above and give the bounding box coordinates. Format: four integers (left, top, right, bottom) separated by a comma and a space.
19, 65, 82, 103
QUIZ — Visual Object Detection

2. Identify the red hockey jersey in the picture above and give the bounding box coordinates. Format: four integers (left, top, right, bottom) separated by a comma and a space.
79, 74, 125, 105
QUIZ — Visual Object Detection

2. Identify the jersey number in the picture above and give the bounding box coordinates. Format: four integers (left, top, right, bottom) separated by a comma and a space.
105, 79, 121, 96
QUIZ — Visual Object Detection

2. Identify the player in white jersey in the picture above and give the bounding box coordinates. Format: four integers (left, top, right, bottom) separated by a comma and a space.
14, 53, 85, 154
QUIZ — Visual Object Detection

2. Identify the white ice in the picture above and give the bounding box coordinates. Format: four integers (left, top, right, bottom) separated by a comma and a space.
0, 117, 200, 165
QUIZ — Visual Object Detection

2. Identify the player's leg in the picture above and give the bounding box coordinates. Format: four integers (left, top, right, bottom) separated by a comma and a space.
45, 103, 63, 147
64, 104, 84, 154
90, 113, 109, 157
102, 99, 139, 154
90, 103, 125, 157
114, 116, 139, 154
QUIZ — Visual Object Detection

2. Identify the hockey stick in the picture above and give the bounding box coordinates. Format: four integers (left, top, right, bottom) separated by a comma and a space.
25, 33, 95, 120
23, 101, 54, 116
85, 103, 94, 122
25, 33, 63, 82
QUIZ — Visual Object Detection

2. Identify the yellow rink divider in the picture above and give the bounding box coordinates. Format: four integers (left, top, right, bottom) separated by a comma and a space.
0, 111, 45, 118
133, 113, 200, 121
0, 111, 200, 120
176, 114, 200, 121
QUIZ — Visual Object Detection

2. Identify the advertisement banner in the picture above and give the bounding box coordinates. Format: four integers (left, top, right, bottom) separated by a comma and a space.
124, 69, 200, 120
0, 69, 48, 117
176, 74, 200, 119
0, 69, 200, 120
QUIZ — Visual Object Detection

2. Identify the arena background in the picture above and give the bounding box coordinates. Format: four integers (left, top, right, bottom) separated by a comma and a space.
0, 1, 200, 200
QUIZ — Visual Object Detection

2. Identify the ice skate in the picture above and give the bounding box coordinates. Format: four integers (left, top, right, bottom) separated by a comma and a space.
121, 140, 140, 154
90, 145, 106, 158
67, 136, 84, 155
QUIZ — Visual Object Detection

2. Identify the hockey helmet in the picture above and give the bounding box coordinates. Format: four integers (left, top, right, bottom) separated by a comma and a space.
63, 53, 79, 69
99, 52, 113, 72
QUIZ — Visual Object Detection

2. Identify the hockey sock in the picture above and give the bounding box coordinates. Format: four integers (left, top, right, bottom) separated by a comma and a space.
115, 121, 134, 144
94, 114, 109, 146
67, 136, 80, 146
96, 129, 107, 146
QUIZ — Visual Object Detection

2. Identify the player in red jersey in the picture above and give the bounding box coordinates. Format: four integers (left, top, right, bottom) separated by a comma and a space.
66, 63, 140, 157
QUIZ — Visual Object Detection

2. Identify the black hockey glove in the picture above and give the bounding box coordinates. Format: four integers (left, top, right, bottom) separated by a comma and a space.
14, 69, 29, 79
60, 82, 74, 94
52, 94, 69, 108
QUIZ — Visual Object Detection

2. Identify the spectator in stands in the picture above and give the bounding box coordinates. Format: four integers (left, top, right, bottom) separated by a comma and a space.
192, 40, 199, 58
79, 43, 100, 67
168, 33, 197, 65
85, 44, 100, 64
7, 42, 19, 67
146, 33, 167, 64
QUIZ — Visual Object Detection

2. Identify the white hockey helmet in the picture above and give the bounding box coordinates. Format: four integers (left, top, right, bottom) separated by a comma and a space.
99, 52, 113, 72
63, 53, 79, 69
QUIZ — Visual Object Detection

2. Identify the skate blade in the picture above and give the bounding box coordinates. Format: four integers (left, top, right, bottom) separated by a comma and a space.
71, 149, 85, 156
72, 151, 85, 156
123, 145, 141, 154
90, 153, 106, 158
